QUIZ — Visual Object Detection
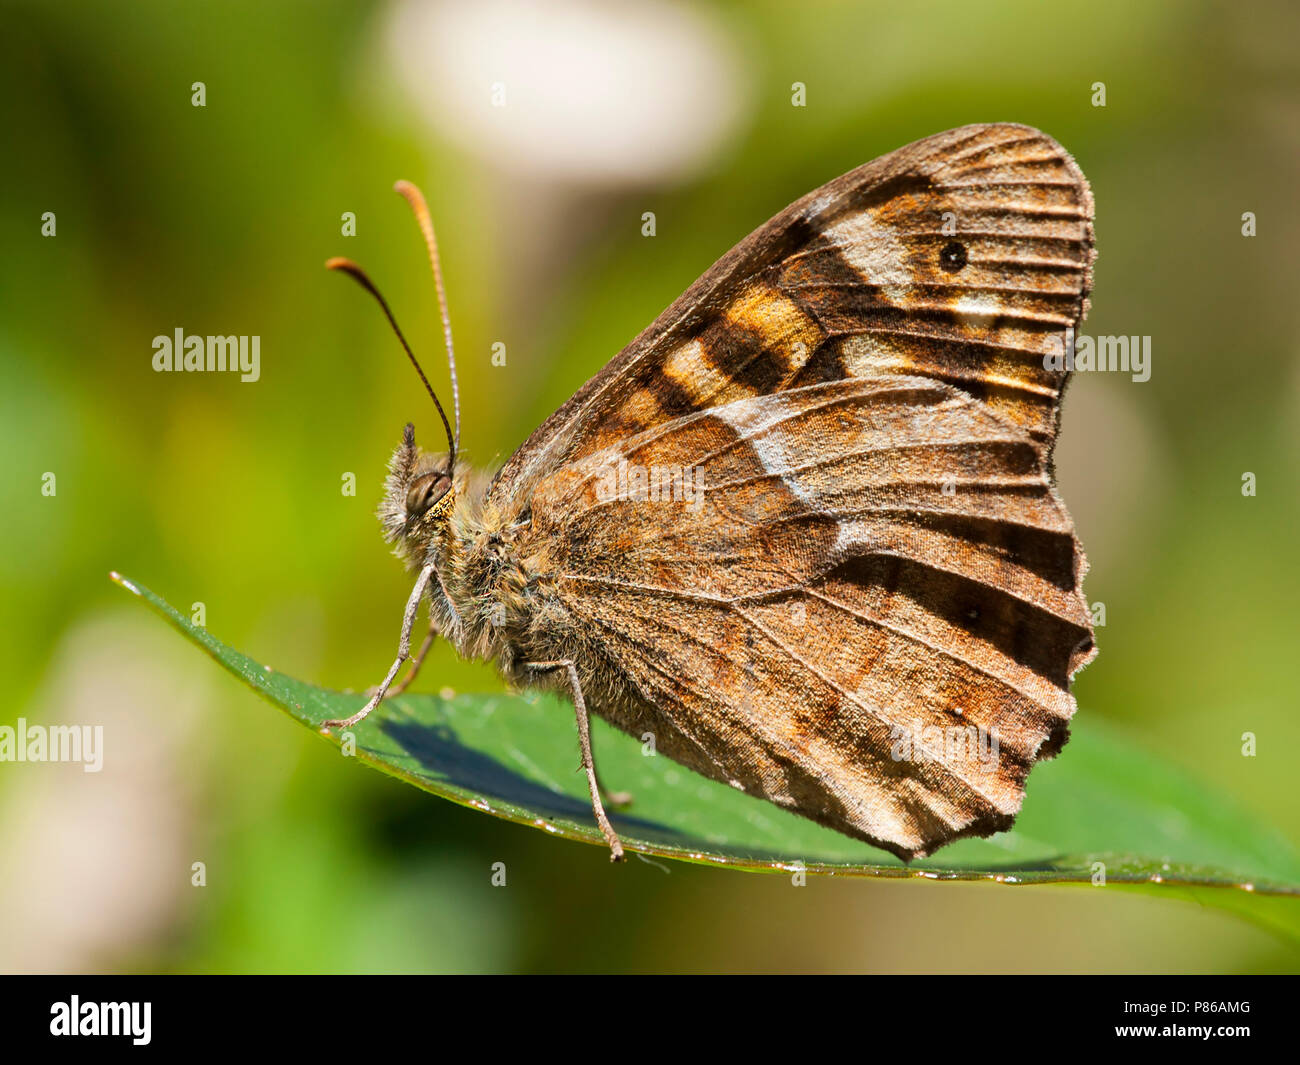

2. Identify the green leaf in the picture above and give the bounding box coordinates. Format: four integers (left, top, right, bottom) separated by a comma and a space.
112, 572, 1300, 941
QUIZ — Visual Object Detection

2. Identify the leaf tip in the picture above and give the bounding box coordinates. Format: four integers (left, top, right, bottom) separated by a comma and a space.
108, 570, 141, 597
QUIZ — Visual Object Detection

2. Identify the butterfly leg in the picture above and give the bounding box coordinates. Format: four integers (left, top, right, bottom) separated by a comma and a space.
524, 659, 626, 862
383, 618, 437, 697
321, 564, 435, 732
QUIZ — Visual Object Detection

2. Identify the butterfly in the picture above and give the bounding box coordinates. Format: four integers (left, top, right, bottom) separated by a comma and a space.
321, 123, 1097, 863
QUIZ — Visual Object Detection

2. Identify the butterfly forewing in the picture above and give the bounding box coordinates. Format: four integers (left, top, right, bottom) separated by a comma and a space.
491, 123, 1093, 504
495, 123, 1096, 858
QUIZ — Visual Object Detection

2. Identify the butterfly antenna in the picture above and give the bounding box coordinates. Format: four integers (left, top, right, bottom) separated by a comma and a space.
325, 257, 457, 470
394, 180, 461, 461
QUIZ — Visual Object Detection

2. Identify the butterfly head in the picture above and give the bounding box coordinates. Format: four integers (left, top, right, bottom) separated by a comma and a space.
380, 422, 458, 564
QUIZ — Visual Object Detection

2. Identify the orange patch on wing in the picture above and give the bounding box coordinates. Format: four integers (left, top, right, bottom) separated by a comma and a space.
662, 337, 754, 406
725, 282, 824, 376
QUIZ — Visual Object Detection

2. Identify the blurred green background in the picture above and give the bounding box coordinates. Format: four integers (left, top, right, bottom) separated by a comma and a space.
1, 0, 1297, 973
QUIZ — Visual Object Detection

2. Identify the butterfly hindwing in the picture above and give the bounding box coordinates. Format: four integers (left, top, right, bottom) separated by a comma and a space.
525, 377, 1092, 858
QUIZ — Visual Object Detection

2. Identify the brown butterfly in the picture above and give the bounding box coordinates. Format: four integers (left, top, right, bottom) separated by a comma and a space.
321, 123, 1097, 863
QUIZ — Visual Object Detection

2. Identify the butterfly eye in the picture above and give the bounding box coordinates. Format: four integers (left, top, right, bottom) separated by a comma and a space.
406, 473, 451, 518
939, 241, 968, 272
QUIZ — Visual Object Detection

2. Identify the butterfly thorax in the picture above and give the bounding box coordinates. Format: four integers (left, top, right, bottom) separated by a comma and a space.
441, 489, 540, 668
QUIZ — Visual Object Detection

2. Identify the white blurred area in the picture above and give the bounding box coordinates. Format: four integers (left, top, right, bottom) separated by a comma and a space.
374, 0, 755, 411
0, 614, 213, 973
385, 0, 750, 188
